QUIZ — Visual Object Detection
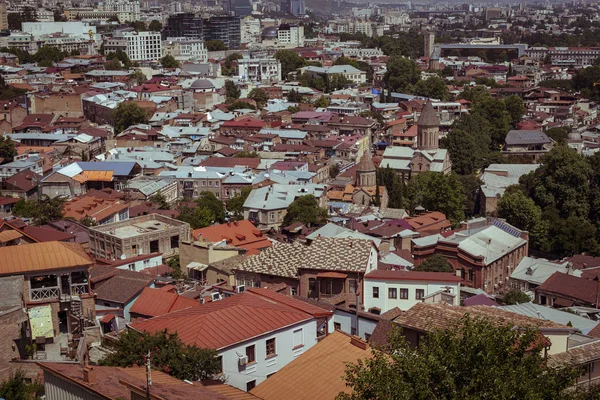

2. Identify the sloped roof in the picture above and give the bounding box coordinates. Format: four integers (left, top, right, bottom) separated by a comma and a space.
393, 303, 571, 333
417, 100, 439, 127
356, 153, 376, 172
130, 287, 200, 318
0, 241, 92, 275
235, 237, 374, 278
365, 270, 461, 283
250, 331, 372, 400
93, 273, 153, 305
536, 272, 598, 305
130, 293, 313, 350
192, 220, 271, 252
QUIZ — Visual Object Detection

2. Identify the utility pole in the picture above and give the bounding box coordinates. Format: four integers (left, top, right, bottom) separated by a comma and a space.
146, 350, 152, 400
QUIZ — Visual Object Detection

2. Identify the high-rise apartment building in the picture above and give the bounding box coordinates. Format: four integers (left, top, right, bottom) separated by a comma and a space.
105, 31, 162, 61
162, 12, 203, 40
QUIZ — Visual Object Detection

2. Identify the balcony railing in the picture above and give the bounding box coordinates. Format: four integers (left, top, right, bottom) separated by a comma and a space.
71, 283, 88, 296
30, 287, 60, 301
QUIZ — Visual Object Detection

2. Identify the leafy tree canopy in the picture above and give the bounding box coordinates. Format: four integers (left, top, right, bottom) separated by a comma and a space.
112, 102, 149, 134
99, 329, 220, 381
13, 195, 65, 226
224, 80, 241, 102
205, 40, 227, 51
227, 186, 252, 219
413, 254, 453, 273
0, 135, 17, 162
407, 172, 466, 225
148, 20, 162, 32
384, 56, 420, 95
160, 54, 180, 69
0, 369, 43, 400
337, 316, 580, 400
503, 289, 532, 305
283, 194, 328, 227
248, 88, 269, 109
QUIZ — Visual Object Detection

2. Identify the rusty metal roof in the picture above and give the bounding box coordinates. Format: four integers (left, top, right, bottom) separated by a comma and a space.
0, 241, 92, 275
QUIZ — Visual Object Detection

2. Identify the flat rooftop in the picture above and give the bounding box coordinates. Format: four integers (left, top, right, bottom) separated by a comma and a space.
112, 220, 176, 239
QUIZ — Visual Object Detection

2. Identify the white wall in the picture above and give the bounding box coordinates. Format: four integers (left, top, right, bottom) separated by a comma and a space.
364, 278, 460, 313
333, 309, 378, 341
114, 254, 163, 273
219, 319, 317, 392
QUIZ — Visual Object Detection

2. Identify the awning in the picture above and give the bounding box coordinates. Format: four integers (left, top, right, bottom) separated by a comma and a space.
317, 272, 348, 279
0, 230, 23, 243
99, 314, 115, 324
554, 297, 574, 307
28, 305, 54, 339
186, 262, 208, 271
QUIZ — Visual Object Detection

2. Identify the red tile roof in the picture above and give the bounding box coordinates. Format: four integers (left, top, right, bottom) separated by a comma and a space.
536, 272, 598, 306
130, 293, 314, 350
247, 288, 333, 318
200, 157, 260, 169
130, 287, 200, 318
192, 220, 271, 252
2, 169, 42, 191
365, 270, 461, 282
221, 118, 266, 129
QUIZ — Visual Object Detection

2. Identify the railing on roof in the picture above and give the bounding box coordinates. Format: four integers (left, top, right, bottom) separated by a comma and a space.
30, 286, 60, 302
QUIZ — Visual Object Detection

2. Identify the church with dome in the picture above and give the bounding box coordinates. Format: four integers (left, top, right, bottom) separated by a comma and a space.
380, 100, 452, 176
327, 153, 389, 208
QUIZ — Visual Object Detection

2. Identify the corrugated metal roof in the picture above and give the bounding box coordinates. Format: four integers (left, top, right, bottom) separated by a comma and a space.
0, 241, 92, 275
130, 293, 313, 350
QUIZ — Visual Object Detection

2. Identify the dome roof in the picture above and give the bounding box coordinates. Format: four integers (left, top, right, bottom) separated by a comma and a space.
262, 26, 278, 39
567, 131, 582, 141
190, 79, 214, 90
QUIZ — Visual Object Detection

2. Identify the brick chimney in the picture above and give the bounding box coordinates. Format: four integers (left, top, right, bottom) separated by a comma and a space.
83, 366, 96, 385
350, 335, 367, 350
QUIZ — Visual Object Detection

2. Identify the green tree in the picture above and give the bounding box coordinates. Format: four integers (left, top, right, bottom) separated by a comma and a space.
222, 53, 242, 76
130, 70, 147, 85
196, 192, 225, 223
287, 88, 304, 102
177, 206, 215, 229
414, 254, 453, 273
105, 59, 123, 71
228, 100, 255, 111
498, 190, 549, 251
384, 56, 420, 95
329, 163, 340, 179
160, 54, 180, 69
0, 369, 43, 400
112, 102, 149, 134
79, 216, 98, 227
545, 127, 571, 145
227, 186, 252, 219
376, 166, 406, 209
313, 95, 330, 108
224, 80, 241, 102
35, 46, 65, 66
148, 20, 162, 32
337, 316, 579, 400
107, 49, 131, 68
412, 76, 449, 101
504, 95, 526, 127
205, 40, 227, 51
523, 146, 591, 220
248, 88, 269, 108
472, 96, 513, 149
99, 329, 220, 382
148, 190, 170, 210
129, 21, 147, 31
167, 255, 184, 280
503, 289, 531, 305
275, 49, 306, 78
13, 195, 65, 225
235, 151, 259, 157
407, 172, 466, 224
0, 135, 17, 162
283, 194, 328, 227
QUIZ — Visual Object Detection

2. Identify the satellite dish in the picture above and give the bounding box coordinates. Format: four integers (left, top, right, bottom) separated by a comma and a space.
120, 254, 126, 260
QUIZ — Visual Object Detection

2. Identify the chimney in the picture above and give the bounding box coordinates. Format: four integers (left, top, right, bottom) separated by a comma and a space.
83, 367, 97, 385
350, 336, 367, 350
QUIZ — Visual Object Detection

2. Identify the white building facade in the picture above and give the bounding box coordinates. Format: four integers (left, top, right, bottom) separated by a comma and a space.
238, 57, 282, 83
364, 270, 462, 313
220, 319, 317, 391
277, 24, 304, 47
105, 31, 162, 61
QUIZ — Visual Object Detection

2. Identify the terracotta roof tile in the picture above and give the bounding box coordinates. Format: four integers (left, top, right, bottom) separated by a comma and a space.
393, 303, 570, 333
130, 287, 200, 318
549, 340, 600, 367
192, 220, 271, 252
130, 292, 314, 350
250, 331, 372, 400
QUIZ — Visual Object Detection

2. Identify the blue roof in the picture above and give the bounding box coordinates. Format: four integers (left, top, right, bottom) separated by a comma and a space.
76, 161, 138, 176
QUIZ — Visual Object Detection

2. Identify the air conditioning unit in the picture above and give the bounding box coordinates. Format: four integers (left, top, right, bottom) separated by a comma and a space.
238, 355, 248, 366
211, 292, 221, 301
237, 285, 245, 293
